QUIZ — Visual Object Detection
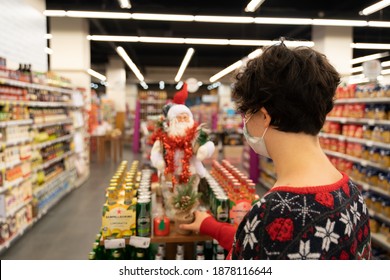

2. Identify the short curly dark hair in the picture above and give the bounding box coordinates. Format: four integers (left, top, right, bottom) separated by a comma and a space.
233, 42, 340, 135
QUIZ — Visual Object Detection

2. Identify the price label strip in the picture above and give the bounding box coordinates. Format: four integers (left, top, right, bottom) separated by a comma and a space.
129, 236, 151, 249
104, 238, 126, 249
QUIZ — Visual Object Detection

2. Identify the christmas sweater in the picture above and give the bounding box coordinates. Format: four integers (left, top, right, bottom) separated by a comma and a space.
200, 173, 372, 260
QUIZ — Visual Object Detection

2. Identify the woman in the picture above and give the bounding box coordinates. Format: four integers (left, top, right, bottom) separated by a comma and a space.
180, 41, 371, 260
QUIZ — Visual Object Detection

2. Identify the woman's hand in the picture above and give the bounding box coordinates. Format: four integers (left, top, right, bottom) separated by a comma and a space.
179, 210, 211, 233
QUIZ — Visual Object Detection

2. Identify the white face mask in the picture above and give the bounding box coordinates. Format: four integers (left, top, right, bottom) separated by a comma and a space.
243, 118, 270, 158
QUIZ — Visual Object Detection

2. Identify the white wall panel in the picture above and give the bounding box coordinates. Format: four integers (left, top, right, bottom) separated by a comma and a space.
0, 0, 47, 71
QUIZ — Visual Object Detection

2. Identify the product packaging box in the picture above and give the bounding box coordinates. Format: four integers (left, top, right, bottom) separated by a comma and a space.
101, 193, 137, 240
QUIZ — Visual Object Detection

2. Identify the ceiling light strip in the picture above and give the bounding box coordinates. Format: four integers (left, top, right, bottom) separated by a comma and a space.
210, 60, 243, 83
132, 13, 194, 21
350, 52, 389, 65
194, 15, 254, 23
118, 0, 132, 9
245, 0, 266, 12
88, 35, 314, 47
66, 11, 131, 19
116, 46, 144, 81
87, 69, 107, 81
44, 10, 390, 28
360, 0, 390, 16
351, 43, 390, 50
174, 48, 195, 82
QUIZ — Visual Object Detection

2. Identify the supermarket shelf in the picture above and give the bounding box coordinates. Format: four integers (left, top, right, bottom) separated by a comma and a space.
258, 178, 273, 190
334, 98, 390, 104
324, 149, 390, 173
243, 152, 250, 161
32, 119, 72, 128
0, 177, 30, 194
36, 184, 73, 220
371, 232, 390, 252
0, 198, 32, 222
5, 137, 32, 147
0, 159, 22, 170
326, 117, 390, 126
32, 151, 74, 172
0, 99, 72, 108
352, 178, 390, 199
319, 132, 390, 150
369, 209, 390, 225
33, 170, 70, 197
0, 119, 33, 128
0, 77, 75, 95
34, 134, 73, 150
0, 221, 34, 255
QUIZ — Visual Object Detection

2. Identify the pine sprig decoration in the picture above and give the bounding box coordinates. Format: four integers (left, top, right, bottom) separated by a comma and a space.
172, 177, 201, 212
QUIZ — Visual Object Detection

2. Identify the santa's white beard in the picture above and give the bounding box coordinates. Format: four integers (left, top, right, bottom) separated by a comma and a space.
167, 118, 194, 137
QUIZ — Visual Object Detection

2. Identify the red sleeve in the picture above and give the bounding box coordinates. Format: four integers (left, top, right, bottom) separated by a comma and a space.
199, 216, 236, 251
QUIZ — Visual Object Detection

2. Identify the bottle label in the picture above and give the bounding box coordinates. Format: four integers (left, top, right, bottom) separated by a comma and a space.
137, 217, 151, 236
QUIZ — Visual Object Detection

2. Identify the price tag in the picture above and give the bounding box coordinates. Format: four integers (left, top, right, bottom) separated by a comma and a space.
368, 120, 375, 126
340, 118, 347, 124
129, 236, 151, 248
104, 238, 126, 249
366, 141, 373, 147
361, 160, 368, 167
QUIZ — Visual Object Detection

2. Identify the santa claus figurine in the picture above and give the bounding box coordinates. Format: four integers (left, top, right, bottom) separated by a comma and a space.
150, 85, 215, 192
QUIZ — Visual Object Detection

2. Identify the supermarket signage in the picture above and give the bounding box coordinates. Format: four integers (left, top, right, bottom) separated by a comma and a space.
202, 95, 218, 103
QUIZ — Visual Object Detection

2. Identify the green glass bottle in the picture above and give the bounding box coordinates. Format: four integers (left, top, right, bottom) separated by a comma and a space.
112, 249, 124, 260
124, 244, 134, 260
93, 242, 106, 260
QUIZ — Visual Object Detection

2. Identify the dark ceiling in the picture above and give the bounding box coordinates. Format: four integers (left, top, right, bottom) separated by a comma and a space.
45, 0, 390, 79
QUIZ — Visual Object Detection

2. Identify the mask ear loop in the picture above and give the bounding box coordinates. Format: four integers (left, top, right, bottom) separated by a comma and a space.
261, 127, 269, 138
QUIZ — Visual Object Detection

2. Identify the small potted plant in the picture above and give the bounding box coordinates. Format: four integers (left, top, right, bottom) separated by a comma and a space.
172, 177, 201, 235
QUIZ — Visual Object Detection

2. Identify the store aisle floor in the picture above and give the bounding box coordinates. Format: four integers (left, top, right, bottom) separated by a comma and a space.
1, 148, 141, 260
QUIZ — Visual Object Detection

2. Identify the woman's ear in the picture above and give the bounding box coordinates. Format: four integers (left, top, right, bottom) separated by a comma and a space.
260, 107, 271, 127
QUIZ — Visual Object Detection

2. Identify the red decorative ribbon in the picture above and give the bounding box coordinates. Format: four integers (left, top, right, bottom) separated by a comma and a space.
152, 123, 198, 185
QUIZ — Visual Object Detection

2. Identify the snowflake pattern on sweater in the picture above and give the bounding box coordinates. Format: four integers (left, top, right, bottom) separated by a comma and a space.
231, 174, 371, 260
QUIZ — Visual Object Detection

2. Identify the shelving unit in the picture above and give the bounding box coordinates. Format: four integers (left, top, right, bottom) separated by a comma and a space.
319, 132, 390, 150
326, 116, 390, 126
0, 74, 89, 254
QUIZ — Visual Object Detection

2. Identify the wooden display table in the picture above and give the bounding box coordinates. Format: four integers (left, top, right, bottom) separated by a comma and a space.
91, 134, 123, 163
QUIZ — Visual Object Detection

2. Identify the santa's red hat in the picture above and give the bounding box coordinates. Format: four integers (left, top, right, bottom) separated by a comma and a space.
173, 83, 188, 104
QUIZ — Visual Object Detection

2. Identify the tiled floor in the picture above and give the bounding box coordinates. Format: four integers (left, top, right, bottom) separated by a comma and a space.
0, 148, 267, 260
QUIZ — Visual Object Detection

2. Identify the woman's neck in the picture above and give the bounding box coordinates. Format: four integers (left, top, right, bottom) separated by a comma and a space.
267, 130, 342, 188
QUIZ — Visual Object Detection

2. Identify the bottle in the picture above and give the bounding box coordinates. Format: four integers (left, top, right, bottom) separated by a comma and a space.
177, 244, 184, 255
175, 253, 184, 260
112, 249, 124, 260
157, 244, 165, 259
196, 253, 205, 260
124, 244, 134, 260
204, 240, 213, 260
136, 198, 151, 237
92, 242, 105, 260
155, 253, 163, 260
134, 248, 146, 260
88, 251, 96, 260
